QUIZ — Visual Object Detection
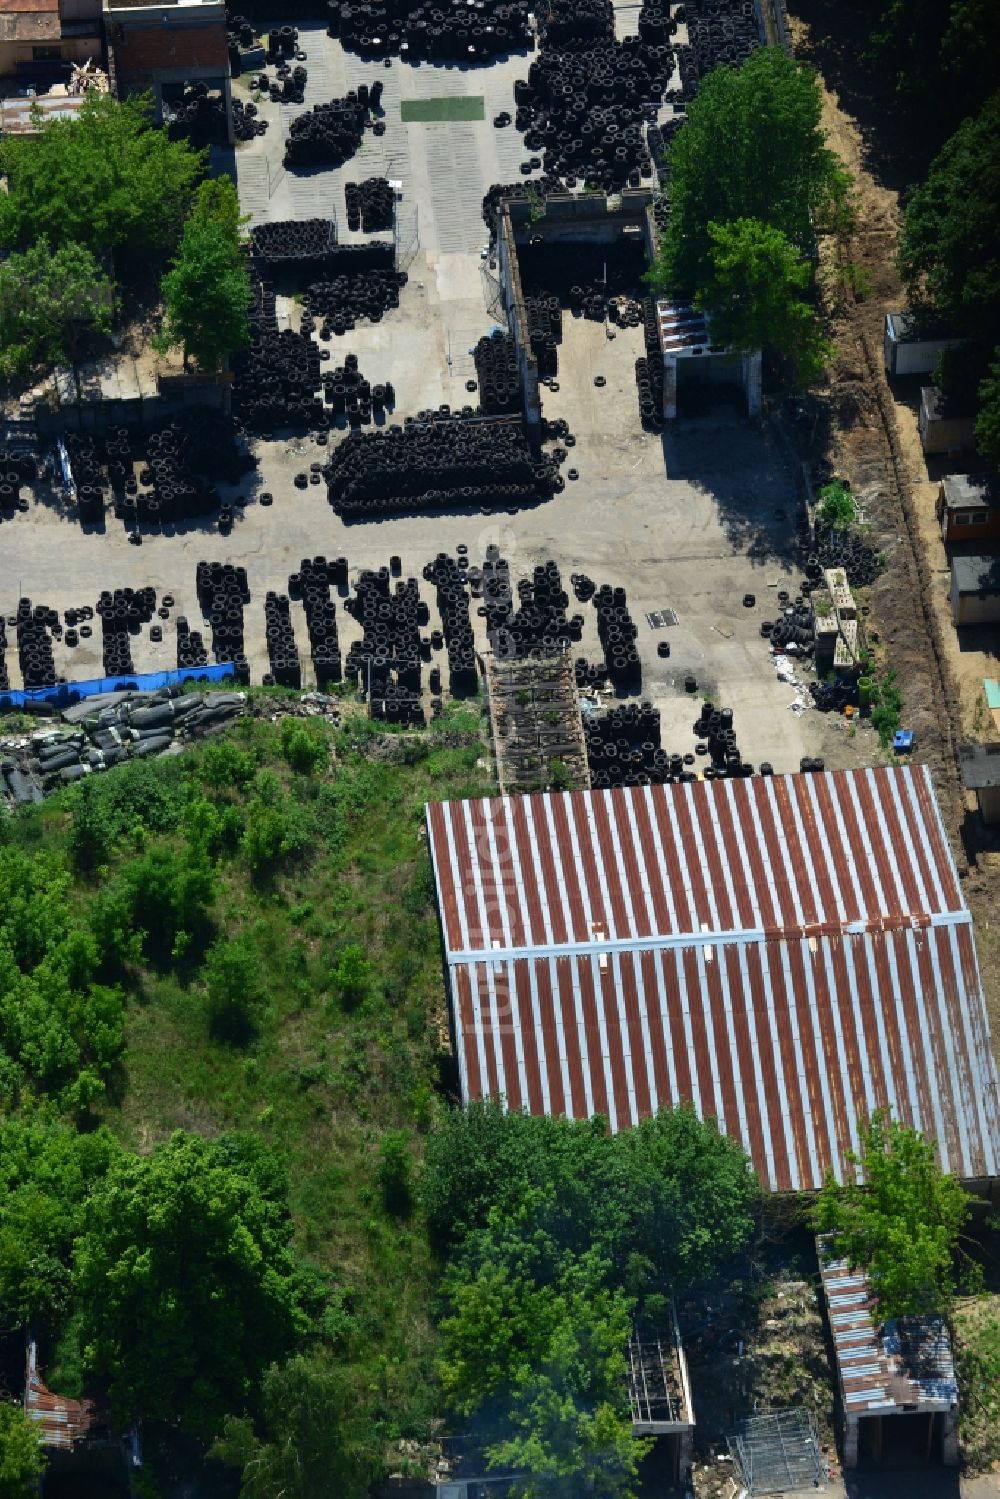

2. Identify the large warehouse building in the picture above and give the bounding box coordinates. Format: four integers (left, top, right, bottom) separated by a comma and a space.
426, 766, 1000, 1193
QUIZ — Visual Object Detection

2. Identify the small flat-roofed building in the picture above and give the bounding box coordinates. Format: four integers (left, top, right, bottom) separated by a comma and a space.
958, 741, 1000, 826
104, 0, 232, 142
0, 0, 101, 82
937, 475, 1000, 546
627, 1309, 695, 1483
919, 387, 976, 458
950, 554, 1000, 627
817, 1237, 959, 1470
655, 299, 761, 420
883, 313, 967, 379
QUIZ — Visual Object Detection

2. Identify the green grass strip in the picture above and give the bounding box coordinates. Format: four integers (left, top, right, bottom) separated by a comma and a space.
400, 95, 485, 122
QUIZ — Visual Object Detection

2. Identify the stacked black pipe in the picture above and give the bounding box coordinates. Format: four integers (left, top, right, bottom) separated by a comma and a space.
197, 562, 251, 682
692, 700, 753, 779
290, 557, 343, 686
474, 331, 520, 415
328, 0, 531, 63
586, 701, 671, 788
346, 177, 394, 233
98, 588, 156, 677
593, 583, 641, 691
66, 435, 107, 524
15, 600, 57, 690
232, 271, 324, 430
264, 593, 302, 688
804, 527, 880, 588
345, 568, 425, 722
284, 87, 378, 168
177, 616, 209, 669
324, 415, 560, 519
423, 554, 478, 696
512, 0, 675, 190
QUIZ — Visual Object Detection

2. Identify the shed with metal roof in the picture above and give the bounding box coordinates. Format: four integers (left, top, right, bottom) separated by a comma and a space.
817, 1236, 959, 1468
425, 766, 1000, 1193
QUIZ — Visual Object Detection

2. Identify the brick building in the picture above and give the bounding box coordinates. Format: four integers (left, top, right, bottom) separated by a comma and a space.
103, 0, 232, 142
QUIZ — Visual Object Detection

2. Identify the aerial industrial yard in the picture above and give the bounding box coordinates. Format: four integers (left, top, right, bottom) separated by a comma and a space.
1, 0, 999, 1495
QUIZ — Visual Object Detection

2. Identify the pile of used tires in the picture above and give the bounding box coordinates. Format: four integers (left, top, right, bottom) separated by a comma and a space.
14, 600, 58, 690
691, 700, 755, 779
634, 298, 665, 427
804, 526, 881, 588
0, 445, 34, 514
305, 257, 407, 337
474, 331, 521, 415
423, 553, 478, 696
592, 582, 642, 691
177, 615, 209, 669
325, 414, 562, 518
232, 272, 325, 431
196, 562, 252, 683
586, 701, 667, 786
264, 592, 302, 688
763, 587, 815, 658
98, 587, 157, 677
328, 0, 532, 63
345, 177, 394, 233
486, 559, 585, 661
283, 85, 381, 168
321, 354, 394, 425
289, 556, 343, 686
345, 567, 425, 723
251, 219, 338, 280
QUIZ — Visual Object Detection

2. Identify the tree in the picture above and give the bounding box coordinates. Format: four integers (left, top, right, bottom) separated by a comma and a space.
897, 93, 1000, 346
329, 944, 373, 1009
154, 177, 251, 372
694, 219, 831, 383
75, 1131, 316, 1434
0, 238, 112, 376
815, 1112, 972, 1319
0, 93, 203, 258
0, 1402, 46, 1498
868, 0, 1000, 131
280, 718, 327, 775
975, 352, 1000, 470
204, 937, 268, 1043
212, 1357, 379, 1499
648, 49, 850, 299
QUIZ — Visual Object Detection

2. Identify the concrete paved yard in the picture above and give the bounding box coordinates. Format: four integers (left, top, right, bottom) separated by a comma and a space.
0, 24, 875, 775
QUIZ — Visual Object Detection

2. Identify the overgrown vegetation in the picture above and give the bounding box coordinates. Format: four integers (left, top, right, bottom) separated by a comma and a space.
953, 1298, 1000, 1469
647, 49, 851, 383
816, 1112, 974, 1319
817, 479, 855, 529
0, 703, 493, 1496
423, 1103, 760, 1495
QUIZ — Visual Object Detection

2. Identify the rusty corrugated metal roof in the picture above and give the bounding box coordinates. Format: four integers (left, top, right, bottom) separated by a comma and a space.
817, 1236, 958, 1414
426, 766, 1000, 1191
25, 1342, 100, 1451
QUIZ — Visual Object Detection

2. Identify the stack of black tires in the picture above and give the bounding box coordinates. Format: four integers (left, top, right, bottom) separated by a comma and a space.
345, 177, 394, 233
423, 554, 478, 696
289, 557, 343, 686
15, 600, 57, 690
98, 588, 157, 677
692, 701, 754, 779
328, 0, 531, 63
177, 616, 209, 669
196, 562, 251, 681
284, 86, 380, 168
233, 271, 325, 431
345, 567, 425, 723
593, 583, 642, 691
264, 593, 302, 688
474, 331, 520, 415
325, 414, 561, 518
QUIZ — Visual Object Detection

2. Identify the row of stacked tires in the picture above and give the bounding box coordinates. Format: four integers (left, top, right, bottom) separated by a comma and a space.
592, 584, 642, 691
423, 554, 478, 695
177, 617, 210, 669
328, 0, 532, 62
0, 622, 7, 692
346, 177, 394, 233
474, 331, 520, 415
251, 219, 337, 278
14, 601, 57, 690
586, 701, 669, 787
486, 560, 586, 661
804, 526, 881, 588
99, 588, 157, 676
324, 414, 562, 518
345, 568, 426, 722
196, 562, 252, 683
692, 700, 756, 779
289, 557, 344, 687
69, 417, 253, 529
634, 298, 665, 426
67, 435, 107, 524
0, 447, 35, 512
684, 0, 760, 83
264, 594, 302, 688
525, 296, 561, 377
284, 86, 380, 168
305, 263, 407, 338
512, 0, 675, 191
321, 354, 394, 425
232, 272, 325, 431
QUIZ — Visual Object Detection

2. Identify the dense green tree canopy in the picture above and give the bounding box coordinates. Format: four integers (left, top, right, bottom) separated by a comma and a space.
75, 1131, 318, 1433
648, 48, 849, 298
0, 239, 112, 377
975, 355, 1000, 471
0, 93, 203, 257
0, 1403, 46, 1498
695, 219, 831, 383
155, 176, 251, 372
898, 93, 1000, 343
815, 1112, 972, 1319
868, 0, 1000, 130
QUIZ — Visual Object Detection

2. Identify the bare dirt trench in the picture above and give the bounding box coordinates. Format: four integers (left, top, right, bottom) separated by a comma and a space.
784, 7, 1000, 1034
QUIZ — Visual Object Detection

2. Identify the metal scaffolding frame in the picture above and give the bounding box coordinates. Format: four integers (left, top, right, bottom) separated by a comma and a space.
727, 1410, 824, 1496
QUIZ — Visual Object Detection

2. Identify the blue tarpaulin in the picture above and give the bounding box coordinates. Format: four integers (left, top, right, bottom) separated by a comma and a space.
0, 663, 236, 714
